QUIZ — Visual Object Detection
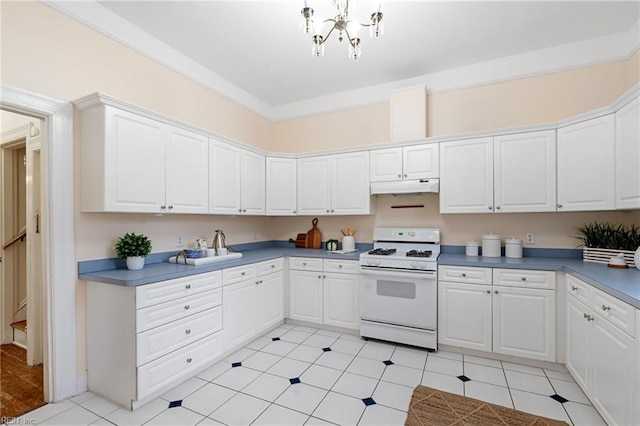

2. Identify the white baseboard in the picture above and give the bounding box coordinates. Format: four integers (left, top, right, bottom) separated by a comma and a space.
13, 328, 27, 349
76, 371, 88, 394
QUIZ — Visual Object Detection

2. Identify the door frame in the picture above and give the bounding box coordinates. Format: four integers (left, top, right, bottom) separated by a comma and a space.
0, 83, 76, 402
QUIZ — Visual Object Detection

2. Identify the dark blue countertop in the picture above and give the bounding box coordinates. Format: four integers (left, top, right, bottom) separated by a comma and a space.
439, 254, 640, 309
79, 247, 640, 309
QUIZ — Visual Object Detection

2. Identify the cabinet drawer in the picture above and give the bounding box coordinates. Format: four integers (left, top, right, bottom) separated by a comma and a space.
137, 331, 223, 399
592, 287, 635, 337
438, 265, 492, 285
493, 269, 556, 289
136, 271, 222, 309
566, 274, 592, 306
136, 306, 222, 366
324, 259, 359, 275
137, 288, 222, 332
223, 264, 258, 285
257, 258, 284, 276
289, 257, 323, 271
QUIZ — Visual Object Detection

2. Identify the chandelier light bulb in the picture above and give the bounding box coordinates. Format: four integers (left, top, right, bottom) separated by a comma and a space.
300, 0, 383, 59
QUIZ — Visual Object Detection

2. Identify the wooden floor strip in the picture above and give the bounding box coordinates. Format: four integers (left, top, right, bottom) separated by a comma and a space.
0, 344, 46, 418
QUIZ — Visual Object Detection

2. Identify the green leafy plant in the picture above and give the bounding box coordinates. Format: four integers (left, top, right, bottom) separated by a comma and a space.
575, 222, 640, 250
115, 232, 152, 259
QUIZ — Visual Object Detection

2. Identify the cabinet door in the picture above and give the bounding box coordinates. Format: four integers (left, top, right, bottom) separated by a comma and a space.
493, 130, 556, 213
615, 97, 640, 209
266, 157, 297, 215
104, 106, 166, 212
439, 138, 493, 214
403, 144, 439, 179
323, 273, 359, 330
297, 156, 331, 215
223, 280, 257, 348
557, 115, 615, 211
209, 141, 241, 214
165, 126, 209, 214
370, 148, 402, 182
332, 151, 371, 215
242, 150, 265, 215
259, 272, 284, 332
590, 311, 636, 426
437, 281, 492, 351
492, 286, 555, 362
566, 296, 589, 391
289, 270, 323, 324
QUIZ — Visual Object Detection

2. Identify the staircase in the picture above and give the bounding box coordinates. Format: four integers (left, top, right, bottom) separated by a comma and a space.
10, 320, 27, 349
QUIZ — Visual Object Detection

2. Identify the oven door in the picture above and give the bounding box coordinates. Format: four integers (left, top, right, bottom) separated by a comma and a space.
360, 267, 437, 330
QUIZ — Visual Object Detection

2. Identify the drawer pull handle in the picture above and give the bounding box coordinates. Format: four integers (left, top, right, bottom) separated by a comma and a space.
461, 273, 466, 277
185, 284, 191, 289
571, 286, 578, 291
184, 305, 190, 310
185, 329, 191, 334
521, 277, 526, 281
186, 358, 192, 363
583, 313, 594, 321
601, 305, 611, 311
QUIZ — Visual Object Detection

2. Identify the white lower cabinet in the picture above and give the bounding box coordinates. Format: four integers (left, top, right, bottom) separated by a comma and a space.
223, 259, 285, 348
86, 271, 224, 409
438, 266, 556, 362
566, 274, 637, 426
289, 257, 360, 330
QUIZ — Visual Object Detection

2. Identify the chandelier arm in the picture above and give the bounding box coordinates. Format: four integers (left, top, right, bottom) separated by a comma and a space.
317, 26, 337, 45
343, 27, 357, 48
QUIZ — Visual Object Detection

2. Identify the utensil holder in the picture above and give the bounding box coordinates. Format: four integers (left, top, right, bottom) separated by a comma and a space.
342, 236, 355, 251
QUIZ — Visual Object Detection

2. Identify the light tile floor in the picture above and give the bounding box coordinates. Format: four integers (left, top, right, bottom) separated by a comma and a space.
9, 323, 606, 426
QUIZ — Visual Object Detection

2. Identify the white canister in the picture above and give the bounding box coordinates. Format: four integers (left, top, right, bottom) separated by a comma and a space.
481, 234, 501, 257
505, 238, 523, 259
465, 241, 479, 257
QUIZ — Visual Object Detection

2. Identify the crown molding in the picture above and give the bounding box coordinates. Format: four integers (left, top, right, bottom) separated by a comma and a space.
48, 0, 640, 123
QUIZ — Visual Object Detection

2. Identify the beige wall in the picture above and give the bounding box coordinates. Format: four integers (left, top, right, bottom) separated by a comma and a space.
2, 1, 638, 379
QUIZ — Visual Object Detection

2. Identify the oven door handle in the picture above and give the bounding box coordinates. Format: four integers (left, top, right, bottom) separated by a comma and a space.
359, 268, 436, 280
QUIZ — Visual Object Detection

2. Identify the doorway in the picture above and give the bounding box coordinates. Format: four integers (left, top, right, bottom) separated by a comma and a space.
0, 111, 45, 417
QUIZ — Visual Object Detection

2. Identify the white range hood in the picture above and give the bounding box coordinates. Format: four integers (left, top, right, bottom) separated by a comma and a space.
370, 178, 439, 195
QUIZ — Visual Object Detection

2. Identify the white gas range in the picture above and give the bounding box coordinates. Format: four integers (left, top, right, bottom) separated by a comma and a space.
359, 228, 440, 350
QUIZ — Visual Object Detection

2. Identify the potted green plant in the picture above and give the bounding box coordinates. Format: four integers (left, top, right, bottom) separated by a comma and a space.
115, 232, 152, 270
575, 222, 640, 267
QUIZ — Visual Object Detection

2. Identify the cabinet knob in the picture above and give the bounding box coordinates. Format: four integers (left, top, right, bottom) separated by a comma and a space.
601, 305, 611, 311
323, 275, 326, 278
241, 272, 246, 276
338, 265, 342, 268
271, 264, 275, 268
461, 273, 466, 277
303, 262, 306, 266
571, 286, 578, 291
521, 277, 526, 281
160, 205, 166, 209
256, 280, 260, 285
318, 275, 322, 279
168, 205, 173, 209
583, 313, 595, 322
185, 284, 191, 289
486, 290, 491, 294
184, 305, 190, 310
238, 209, 242, 212
488, 206, 493, 210
293, 210, 297, 214
331, 209, 334, 213
557, 204, 562, 208
186, 357, 192, 363
185, 329, 191, 334
397, 174, 402, 178
243, 209, 247, 212
496, 206, 501, 210
494, 290, 499, 294
404, 174, 407, 178
326, 209, 330, 213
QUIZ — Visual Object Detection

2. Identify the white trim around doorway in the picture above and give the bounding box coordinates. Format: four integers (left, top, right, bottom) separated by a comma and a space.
0, 83, 77, 402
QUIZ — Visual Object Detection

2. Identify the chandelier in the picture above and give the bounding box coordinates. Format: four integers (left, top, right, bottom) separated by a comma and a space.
300, 0, 384, 59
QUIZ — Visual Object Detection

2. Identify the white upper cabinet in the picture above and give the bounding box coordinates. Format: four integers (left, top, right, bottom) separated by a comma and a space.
440, 137, 494, 214
209, 140, 265, 215
493, 130, 556, 213
266, 157, 297, 215
370, 144, 438, 182
80, 105, 208, 214
615, 97, 640, 209
557, 114, 615, 211
298, 152, 372, 215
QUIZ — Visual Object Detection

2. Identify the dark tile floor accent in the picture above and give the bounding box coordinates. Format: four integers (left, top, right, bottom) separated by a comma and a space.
231, 362, 242, 368
362, 397, 376, 406
168, 400, 182, 408
383, 360, 394, 365
289, 377, 301, 384
457, 375, 471, 382
322, 347, 332, 352
550, 394, 569, 404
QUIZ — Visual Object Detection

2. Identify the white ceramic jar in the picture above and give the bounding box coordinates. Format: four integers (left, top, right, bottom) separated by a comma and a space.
465, 241, 479, 257
481, 234, 501, 257
505, 238, 523, 258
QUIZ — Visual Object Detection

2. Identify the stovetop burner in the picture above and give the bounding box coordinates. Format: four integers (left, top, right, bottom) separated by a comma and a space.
406, 250, 432, 258
368, 248, 397, 256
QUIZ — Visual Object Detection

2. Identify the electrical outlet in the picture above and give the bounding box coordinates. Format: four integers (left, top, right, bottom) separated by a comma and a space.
176, 235, 184, 247
525, 233, 535, 245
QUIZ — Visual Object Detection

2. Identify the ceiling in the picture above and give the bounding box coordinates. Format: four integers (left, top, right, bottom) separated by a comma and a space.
56, 1, 640, 119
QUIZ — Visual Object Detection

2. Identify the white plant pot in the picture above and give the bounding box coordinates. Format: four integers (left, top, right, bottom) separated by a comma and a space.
126, 256, 145, 270
635, 247, 640, 271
